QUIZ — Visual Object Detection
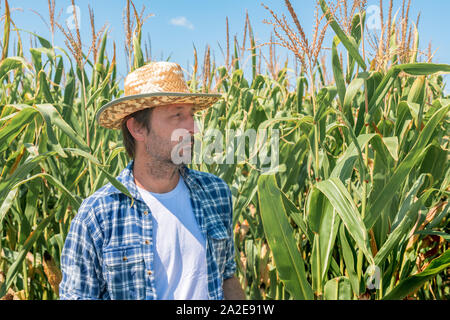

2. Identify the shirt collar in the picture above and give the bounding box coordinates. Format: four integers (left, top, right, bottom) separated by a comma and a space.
109, 160, 200, 200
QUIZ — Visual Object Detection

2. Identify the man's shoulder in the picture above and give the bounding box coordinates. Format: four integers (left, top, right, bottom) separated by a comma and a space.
186, 167, 230, 192
74, 182, 122, 222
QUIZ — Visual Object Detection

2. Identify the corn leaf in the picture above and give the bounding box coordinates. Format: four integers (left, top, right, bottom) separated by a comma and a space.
365, 103, 450, 229
258, 175, 314, 300
374, 175, 429, 266
0, 210, 56, 297
339, 223, 359, 296
35, 104, 91, 153
316, 177, 374, 265
0, 56, 28, 80
382, 249, 450, 300
319, 0, 367, 70
324, 276, 353, 300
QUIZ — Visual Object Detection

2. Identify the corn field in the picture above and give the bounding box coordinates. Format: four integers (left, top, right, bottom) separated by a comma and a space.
0, 0, 449, 300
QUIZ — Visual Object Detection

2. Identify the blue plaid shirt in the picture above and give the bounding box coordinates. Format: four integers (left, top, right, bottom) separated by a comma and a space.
59, 160, 236, 300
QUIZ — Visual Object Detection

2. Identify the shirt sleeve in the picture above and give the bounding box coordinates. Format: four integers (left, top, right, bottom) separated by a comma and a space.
59, 208, 108, 300
222, 185, 237, 280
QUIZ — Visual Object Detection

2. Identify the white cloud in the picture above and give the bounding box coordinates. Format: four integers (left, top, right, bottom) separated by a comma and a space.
169, 16, 194, 30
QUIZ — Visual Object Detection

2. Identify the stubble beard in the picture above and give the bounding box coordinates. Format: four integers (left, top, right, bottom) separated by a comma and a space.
143, 129, 191, 180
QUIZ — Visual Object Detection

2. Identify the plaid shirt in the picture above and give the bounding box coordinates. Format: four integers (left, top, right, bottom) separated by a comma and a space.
59, 160, 236, 300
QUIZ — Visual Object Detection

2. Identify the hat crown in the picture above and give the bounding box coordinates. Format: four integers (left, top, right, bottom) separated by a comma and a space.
96, 61, 221, 130
124, 61, 189, 96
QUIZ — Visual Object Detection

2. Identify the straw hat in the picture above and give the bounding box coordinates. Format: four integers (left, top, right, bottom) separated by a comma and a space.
95, 61, 222, 129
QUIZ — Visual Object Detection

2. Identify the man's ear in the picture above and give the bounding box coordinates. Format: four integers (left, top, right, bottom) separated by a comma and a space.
126, 117, 146, 142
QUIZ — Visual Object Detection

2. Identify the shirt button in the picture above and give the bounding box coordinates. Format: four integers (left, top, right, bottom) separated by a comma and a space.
145, 240, 150, 245
123, 256, 128, 262
147, 270, 152, 275
143, 210, 149, 216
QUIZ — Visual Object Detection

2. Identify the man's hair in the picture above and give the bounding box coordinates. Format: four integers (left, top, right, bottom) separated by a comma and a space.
120, 107, 153, 159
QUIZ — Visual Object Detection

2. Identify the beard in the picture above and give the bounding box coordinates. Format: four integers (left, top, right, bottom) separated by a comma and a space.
142, 128, 192, 179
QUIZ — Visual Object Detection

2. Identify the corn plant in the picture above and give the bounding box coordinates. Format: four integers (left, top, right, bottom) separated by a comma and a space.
0, 0, 132, 299
0, 0, 448, 300
220, 0, 448, 300
192, 0, 449, 300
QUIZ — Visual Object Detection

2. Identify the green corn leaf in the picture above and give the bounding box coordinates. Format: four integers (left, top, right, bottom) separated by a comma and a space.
333, 109, 367, 183
38, 70, 54, 103
0, 106, 37, 152
280, 188, 312, 242
29, 48, 43, 71
257, 175, 314, 300
374, 175, 429, 267
350, 12, 365, 44
407, 76, 426, 128
9, 172, 82, 212
233, 36, 240, 71
394, 101, 413, 138
345, 13, 364, 82
316, 177, 374, 265
0, 210, 56, 298
318, 205, 340, 281
33, 104, 68, 158
0, 152, 57, 206
16, 29, 52, 49
23, 179, 40, 224
310, 195, 340, 294
390, 174, 429, 229
397, 63, 450, 76
97, 26, 109, 66
64, 148, 104, 167
53, 57, 64, 88
63, 69, 76, 106
85, 64, 114, 109
0, 188, 18, 233
381, 136, 399, 162
368, 63, 450, 119
296, 76, 306, 111
419, 145, 447, 188
0, 56, 28, 81
232, 172, 259, 227
311, 234, 322, 295
365, 103, 450, 229
132, 29, 144, 71
319, 0, 366, 70
306, 186, 326, 234
331, 36, 346, 108
97, 166, 133, 203
339, 223, 359, 296
342, 76, 364, 125
35, 104, 91, 153
407, 76, 426, 104
368, 67, 400, 117
330, 133, 376, 183
32, 46, 55, 63
382, 249, 450, 300
324, 276, 353, 300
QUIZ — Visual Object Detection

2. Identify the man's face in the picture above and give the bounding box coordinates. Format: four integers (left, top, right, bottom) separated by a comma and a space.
141, 103, 198, 165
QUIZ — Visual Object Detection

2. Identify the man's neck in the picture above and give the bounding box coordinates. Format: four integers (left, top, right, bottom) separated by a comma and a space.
133, 157, 181, 194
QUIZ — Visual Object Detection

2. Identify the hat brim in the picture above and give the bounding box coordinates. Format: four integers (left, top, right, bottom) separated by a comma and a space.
96, 92, 222, 129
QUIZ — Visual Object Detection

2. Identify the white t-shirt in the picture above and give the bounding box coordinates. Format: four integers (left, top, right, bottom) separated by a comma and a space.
137, 175, 209, 300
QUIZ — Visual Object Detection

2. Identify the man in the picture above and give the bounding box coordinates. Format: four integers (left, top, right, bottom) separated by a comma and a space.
59, 61, 245, 300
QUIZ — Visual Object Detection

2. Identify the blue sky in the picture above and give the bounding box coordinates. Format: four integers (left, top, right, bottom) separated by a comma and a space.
4, 0, 450, 93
